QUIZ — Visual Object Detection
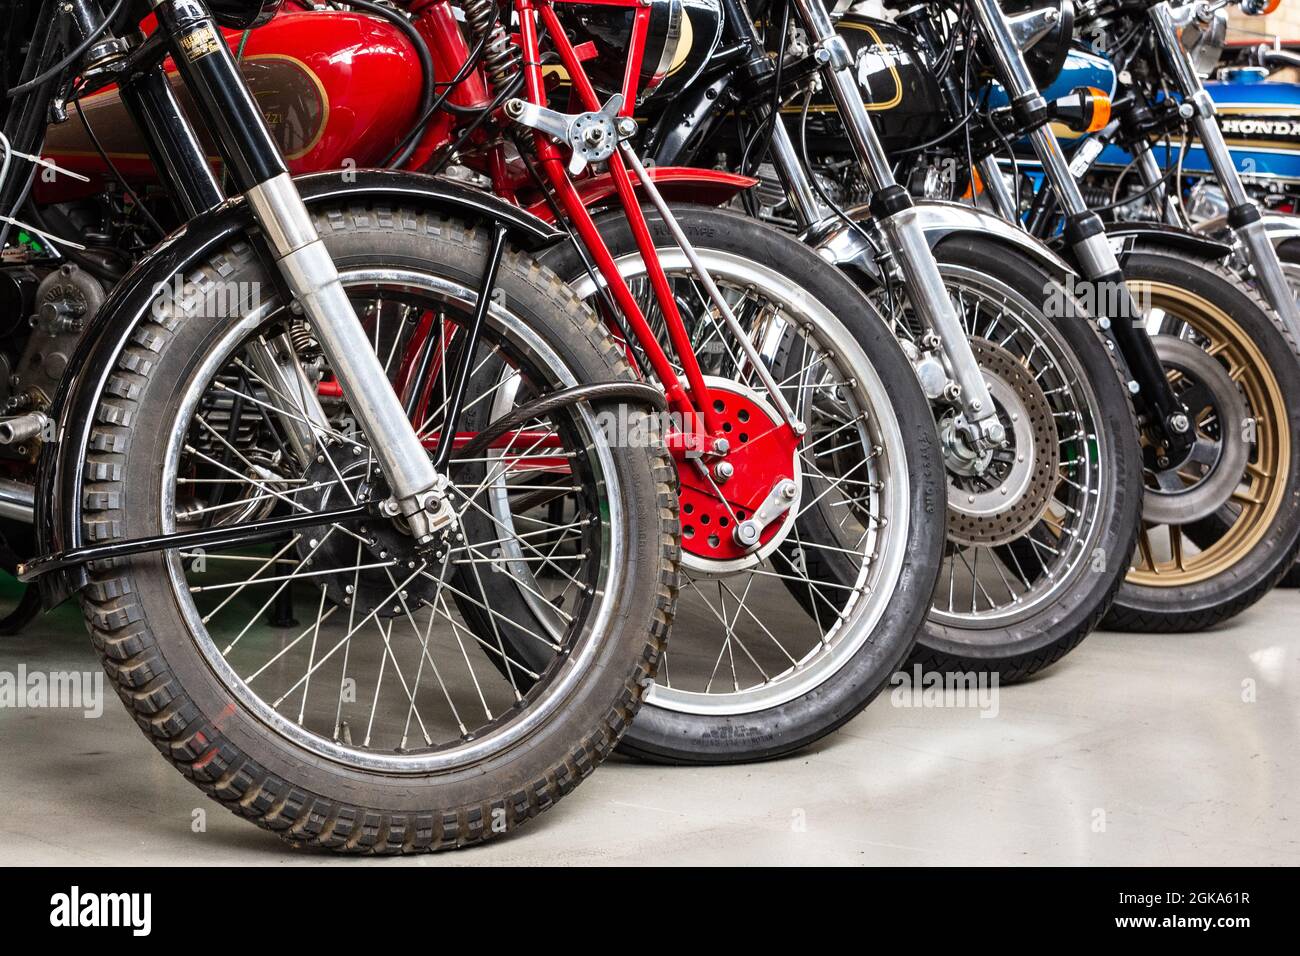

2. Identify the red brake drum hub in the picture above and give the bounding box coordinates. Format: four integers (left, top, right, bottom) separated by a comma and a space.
672, 379, 802, 569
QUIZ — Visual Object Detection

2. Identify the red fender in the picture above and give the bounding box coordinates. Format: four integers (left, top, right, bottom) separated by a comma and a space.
525, 167, 757, 221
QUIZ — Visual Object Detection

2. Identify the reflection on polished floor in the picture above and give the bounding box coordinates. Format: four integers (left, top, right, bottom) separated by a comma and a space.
0, 586, 1296, 866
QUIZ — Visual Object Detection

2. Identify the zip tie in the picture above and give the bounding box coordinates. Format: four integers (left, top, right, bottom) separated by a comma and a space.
12, 149, 90, 183
1, 132, 90, 250
0, 136, 90, 183
0, 214, 88, 251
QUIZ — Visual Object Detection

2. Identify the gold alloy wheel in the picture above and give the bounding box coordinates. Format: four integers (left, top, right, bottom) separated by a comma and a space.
1127, 280, 1289, 587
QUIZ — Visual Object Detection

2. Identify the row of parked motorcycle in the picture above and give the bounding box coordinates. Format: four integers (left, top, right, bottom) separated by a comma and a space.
0, 0, 1296, 852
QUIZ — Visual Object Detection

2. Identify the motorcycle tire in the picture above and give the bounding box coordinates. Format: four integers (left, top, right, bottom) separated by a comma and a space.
75, 207, 678, 852
869, 236, 1142, 682
1104, 246, 1300, 630
540, 205, 946, 763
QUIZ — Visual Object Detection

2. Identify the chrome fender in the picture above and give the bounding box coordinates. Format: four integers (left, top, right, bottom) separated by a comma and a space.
805, 199, 1075, 286
1193, 210, 1300, 247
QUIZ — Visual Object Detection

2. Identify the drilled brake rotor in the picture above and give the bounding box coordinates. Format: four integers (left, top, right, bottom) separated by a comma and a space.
674, 378, 801, 574
946, 337, 1059, 548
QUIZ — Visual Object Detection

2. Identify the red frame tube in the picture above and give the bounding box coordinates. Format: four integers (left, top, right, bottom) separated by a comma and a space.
389, 0, 729, 445
406, 0, 494, 170
522, 0, 721, 439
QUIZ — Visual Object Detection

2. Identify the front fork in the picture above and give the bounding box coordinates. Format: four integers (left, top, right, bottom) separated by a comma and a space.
151, 0, 446, 542
777, 0, 1004, 449
967, 0, 1192, 458
1130, 142, 1185, 227
1146, 0, 1300, 344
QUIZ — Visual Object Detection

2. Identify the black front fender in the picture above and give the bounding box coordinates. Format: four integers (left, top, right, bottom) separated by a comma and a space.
1103, 222, 1232, 263
31, 169, 563, 608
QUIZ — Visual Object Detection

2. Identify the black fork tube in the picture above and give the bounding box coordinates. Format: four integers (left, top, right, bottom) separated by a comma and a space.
149, 0, 286, 192
13, 0, 223, 222
0, 6, 63, 248
715, 0, 826, 225
117, 65, 224, 218
431, 223, 507, 473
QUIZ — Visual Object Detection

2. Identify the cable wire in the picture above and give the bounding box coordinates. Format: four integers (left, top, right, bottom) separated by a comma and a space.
6, 0, 127, 98
70, 87, 166, 238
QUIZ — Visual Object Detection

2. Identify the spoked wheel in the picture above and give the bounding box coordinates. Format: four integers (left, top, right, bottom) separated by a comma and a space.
77, 209, 677, 852
1104, 248, 1300, 630
863, 237, 1141, 682
542, 206, 945, 763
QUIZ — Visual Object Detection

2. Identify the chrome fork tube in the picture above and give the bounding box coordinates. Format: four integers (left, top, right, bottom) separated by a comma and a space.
968, 0, 1122, 280
245, 330, 332, 466
765, 116, 827, 228
1131, 142, 1184, 226
968, 0, 1192, 454
787, 0, 1001, 443
1148, 1, 1300, 341
152, 0, 441, 538
977, 154, 1018, 222
244, 176, 441, 524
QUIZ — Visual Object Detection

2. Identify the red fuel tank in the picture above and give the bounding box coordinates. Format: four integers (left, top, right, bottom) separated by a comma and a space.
37, 10, 422, 203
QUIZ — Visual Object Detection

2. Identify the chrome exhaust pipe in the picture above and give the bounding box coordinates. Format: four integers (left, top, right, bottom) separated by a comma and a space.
0, 478, 34, 523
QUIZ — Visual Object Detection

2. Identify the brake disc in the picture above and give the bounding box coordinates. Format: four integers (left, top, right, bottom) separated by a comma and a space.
945, 337, 1059, 548
1140, 335, 1249, 526
675, 377, 802, 576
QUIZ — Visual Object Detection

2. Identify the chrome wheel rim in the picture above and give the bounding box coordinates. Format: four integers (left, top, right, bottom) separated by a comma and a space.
878, 264, 1109, 632
573, 248, 910, 716
162, 267, 623, 773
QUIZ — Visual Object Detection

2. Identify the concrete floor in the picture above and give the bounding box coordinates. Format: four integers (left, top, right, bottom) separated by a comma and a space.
1, 588, 1297, 866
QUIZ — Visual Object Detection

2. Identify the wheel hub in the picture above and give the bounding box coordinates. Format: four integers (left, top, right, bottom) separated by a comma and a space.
673, 378, 801, 574
1141, 335, 1249, 526
295, 443, 440, 616
945, 338, 1059, 548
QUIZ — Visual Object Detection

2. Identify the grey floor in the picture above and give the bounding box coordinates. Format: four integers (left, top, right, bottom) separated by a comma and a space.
1, 587, 1297, 866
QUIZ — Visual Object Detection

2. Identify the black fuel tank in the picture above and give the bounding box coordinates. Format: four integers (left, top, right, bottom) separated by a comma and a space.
800, 14, 946, 152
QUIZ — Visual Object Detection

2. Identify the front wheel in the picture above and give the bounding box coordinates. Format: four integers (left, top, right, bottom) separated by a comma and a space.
543, 206, 946, 764
1104, 247, 1300, 630
77, 208, 678, 852
868, 236, 1142, 682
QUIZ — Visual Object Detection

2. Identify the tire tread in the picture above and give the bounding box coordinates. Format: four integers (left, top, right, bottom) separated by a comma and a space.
76, 208, 679, 852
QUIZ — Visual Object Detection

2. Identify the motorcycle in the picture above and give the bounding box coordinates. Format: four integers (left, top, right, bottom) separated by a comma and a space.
8, 0, 949, 766
420, 0, 953, 763
2, 0, 682, 850
1064, 0, 1300, 316
628, 0, 1144, 683
1064, 0, 1300, 589
891, 0, 1300, 629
